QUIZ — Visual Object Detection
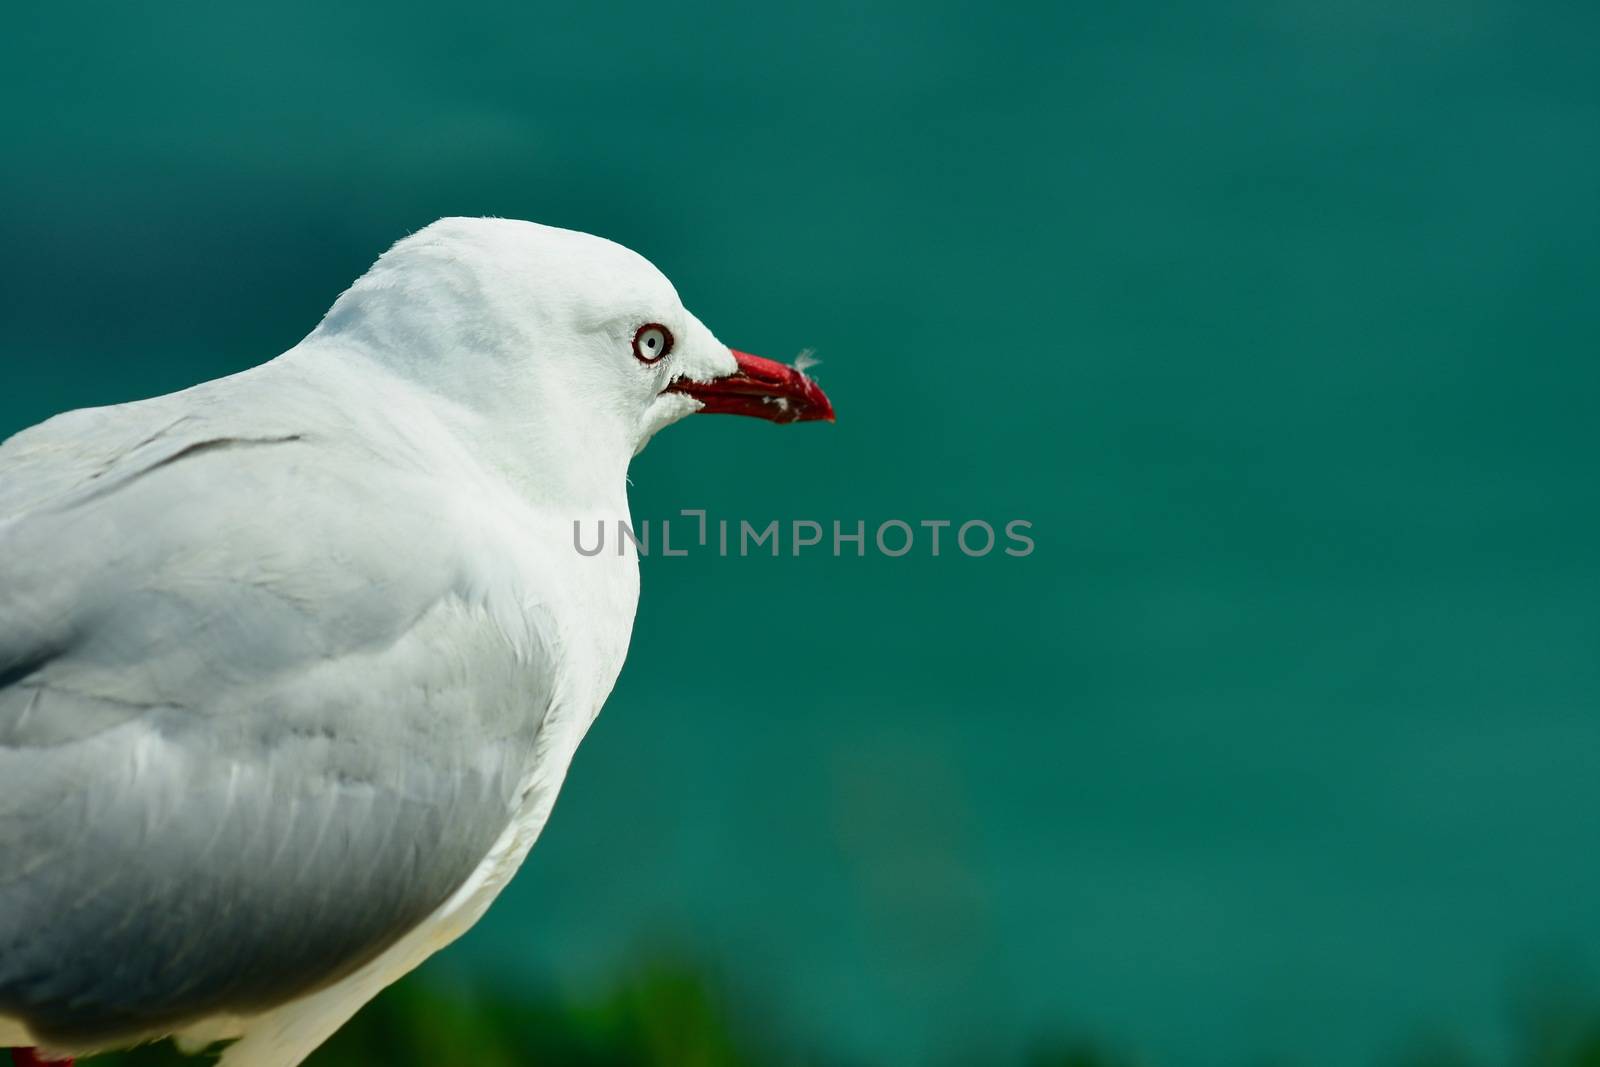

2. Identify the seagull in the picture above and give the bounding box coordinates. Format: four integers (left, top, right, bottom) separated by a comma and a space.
0, 218, 834, 1067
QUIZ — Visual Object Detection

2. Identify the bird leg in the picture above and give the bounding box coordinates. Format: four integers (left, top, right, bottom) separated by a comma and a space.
11, 1050, 72, 1067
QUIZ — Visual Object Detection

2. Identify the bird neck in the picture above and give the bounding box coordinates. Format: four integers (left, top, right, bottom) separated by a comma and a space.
284, 336, 636, 518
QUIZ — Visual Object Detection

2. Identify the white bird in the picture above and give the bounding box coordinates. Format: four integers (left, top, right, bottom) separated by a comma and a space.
0, 217, 834, 1067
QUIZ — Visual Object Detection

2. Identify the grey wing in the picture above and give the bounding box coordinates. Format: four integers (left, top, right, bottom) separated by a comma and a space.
0, 390, 550, 1046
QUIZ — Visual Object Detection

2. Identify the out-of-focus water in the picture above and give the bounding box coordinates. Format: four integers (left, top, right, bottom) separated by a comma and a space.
3, 3, 1598, 1064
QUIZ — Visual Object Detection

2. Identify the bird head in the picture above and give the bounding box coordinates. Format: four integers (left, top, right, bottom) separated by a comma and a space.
311, 218, 833, 494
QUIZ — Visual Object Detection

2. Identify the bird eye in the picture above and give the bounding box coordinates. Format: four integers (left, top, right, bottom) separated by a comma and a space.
632, 323, 673, 364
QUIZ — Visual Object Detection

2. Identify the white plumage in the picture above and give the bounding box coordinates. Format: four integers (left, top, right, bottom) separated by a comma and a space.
0, 217, 831, 1065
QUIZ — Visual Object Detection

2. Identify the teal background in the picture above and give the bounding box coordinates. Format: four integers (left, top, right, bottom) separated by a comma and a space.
3, 3, 1599, 1065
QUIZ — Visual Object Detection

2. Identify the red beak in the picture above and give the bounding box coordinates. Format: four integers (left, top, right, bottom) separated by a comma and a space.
667, 350, 836, 424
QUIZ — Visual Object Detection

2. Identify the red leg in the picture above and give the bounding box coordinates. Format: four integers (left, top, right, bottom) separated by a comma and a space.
11, 1050, 73, 1067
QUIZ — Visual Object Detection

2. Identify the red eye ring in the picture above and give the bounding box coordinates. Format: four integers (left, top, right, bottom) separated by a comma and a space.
632, 323, 674, 364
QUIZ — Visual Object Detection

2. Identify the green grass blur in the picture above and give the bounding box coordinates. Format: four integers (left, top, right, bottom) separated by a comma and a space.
79, 958, 1600, 1067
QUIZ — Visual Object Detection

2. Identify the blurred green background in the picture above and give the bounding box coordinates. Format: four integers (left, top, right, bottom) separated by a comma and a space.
3, 2, 1599, 1065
